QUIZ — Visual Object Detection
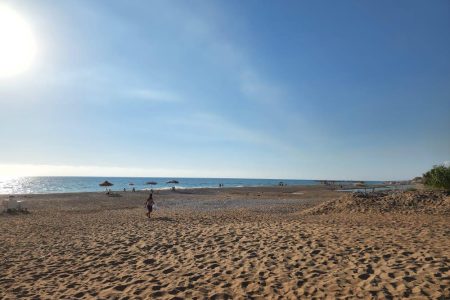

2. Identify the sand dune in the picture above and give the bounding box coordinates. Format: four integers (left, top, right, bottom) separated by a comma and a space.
304, 190, 450, 215
1, 187, 449, 299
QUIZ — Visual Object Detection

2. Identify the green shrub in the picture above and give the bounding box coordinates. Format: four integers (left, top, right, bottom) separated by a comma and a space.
423, 164, 450, 190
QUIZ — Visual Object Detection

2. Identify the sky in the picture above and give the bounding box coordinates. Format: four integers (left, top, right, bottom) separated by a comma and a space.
0, 0, 449, 180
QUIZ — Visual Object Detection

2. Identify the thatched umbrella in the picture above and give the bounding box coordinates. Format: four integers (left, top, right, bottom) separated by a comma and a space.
99, 180, 113, 191
166, 180, 179, 191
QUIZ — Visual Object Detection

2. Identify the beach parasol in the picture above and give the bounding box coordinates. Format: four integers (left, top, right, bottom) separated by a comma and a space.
166, 180, 179, 191
99, 180, 113, 191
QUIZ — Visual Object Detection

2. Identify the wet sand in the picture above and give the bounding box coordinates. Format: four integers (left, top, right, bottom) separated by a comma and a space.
1, 186, 449, 299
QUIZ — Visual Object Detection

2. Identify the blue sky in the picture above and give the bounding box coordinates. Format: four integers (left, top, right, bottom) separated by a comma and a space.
0, 0, 449, 180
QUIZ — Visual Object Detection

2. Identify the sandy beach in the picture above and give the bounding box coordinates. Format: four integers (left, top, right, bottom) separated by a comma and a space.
1, 186, 449, 299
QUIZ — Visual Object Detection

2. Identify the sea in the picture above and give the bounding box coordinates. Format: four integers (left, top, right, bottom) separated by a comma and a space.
0, 176, 385, 195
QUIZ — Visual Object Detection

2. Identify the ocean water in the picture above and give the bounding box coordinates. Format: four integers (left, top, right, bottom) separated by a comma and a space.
0, 176, 384, 195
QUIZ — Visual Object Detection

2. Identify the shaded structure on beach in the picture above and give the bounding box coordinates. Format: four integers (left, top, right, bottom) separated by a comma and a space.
99, 180, 113, 192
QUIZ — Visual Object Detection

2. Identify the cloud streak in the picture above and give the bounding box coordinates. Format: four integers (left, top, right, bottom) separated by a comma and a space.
0, 163, 264, 179
124, 88, 182, 103
169, 111, 304, 157
159, 2, 287, 106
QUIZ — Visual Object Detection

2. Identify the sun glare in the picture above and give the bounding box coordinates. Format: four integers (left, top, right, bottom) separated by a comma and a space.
0, 4, 37, 78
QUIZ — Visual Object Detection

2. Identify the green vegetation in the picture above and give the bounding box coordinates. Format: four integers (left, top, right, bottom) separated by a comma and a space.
423, 164, 450, 190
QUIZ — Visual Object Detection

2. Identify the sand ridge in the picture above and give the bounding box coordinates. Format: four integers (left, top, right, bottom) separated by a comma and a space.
303, 190, 450, 215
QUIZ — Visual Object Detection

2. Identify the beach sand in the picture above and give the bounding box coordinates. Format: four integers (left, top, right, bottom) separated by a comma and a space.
1, 186, 449, 299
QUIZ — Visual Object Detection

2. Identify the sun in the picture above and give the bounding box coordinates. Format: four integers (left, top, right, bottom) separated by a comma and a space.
0, 4, 37, 78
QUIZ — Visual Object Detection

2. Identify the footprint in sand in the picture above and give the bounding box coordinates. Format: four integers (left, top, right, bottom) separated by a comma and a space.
162, 267, 175, 274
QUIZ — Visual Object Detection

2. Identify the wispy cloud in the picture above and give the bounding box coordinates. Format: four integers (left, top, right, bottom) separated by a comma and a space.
170, 111, 303, 157
0, 163, 258, 178
239, 69, 286, 105
0, 163, 193, 177
124, 88, 182, 103
161, 2, 287, 106
210, 40, 287, 106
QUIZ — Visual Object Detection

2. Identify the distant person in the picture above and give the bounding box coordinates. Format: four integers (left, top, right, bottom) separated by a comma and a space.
145, 193, 155, 218
132, 187, 136, 192
123, 188, 126, 192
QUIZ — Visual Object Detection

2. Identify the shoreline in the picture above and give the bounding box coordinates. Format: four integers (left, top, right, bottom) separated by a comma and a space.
0, 176, 394, 195
0, 184, 322, 197
0, 181, 402, 197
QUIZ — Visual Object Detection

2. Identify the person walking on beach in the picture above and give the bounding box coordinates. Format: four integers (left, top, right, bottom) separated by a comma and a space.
145, 193, 155, 219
